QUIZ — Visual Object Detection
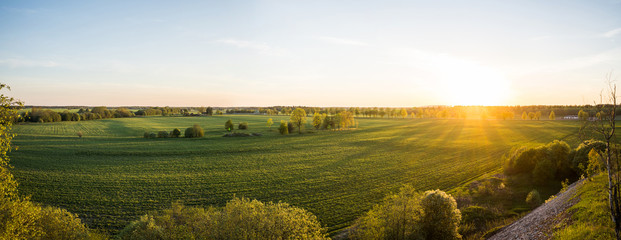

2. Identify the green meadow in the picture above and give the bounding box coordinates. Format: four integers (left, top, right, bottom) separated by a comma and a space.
9, 115, 582, 235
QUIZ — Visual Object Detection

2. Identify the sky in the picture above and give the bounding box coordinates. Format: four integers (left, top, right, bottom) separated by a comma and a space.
1, 0, 620, 107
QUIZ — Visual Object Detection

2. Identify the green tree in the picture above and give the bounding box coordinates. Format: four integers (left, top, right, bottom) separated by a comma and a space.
118, 198, 327, 240
549, 111, 556, 120
420, 190, 461, 240
290, 108, 307, 134
400, 108, 408, 118
266, 118, 274, 129
521, 111, 528, 120
171, 128, 181, 138
535, 111, 542, 120
278, 121, 289, 135
352, 185, 423, 240
312, 113, 322, 130
0, 84, 20, 199
225, 119, 234, 132
528, 112, 536, 120
185, 124, 204, 138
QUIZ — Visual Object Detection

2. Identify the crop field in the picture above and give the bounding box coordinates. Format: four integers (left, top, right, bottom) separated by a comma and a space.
9, 116, 582, 235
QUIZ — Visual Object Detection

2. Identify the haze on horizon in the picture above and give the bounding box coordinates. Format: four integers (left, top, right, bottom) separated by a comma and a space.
1, 0, 620, 107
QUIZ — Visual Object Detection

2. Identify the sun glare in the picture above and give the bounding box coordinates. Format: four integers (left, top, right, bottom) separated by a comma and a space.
433, 56, 511, 106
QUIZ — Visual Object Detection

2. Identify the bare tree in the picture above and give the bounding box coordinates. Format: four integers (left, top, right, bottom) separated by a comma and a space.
590, 73, 621, 239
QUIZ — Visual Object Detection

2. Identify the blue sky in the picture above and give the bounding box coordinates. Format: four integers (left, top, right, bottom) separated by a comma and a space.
1, 0, 620, 107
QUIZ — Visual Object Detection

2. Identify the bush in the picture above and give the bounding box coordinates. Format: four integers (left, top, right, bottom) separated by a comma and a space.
143, 132, 149, 138
185, 124, 204, 138
225, 119, 234, 132
238, 122, 248, 130
526, 189, 542, 209
504, 140, 575, 183
460, 205, 497, 234
171, 128, 181, 138
149, 133, 157, 139
279, 121, 289, 135
572, 140, 606, 175
118, 199, 327, 240
157, 131, 169, 138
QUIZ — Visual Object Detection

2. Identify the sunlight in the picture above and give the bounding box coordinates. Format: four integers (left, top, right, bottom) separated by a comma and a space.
432, 55, 511, 106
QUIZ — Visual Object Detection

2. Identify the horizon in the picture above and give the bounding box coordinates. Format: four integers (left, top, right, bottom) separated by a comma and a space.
2, 1, 620, 107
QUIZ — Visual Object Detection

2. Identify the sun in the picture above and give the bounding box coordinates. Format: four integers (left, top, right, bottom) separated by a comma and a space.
432, 56, 511, 106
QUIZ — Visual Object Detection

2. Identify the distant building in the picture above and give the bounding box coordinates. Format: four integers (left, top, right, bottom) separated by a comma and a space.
563, 115, 579, 120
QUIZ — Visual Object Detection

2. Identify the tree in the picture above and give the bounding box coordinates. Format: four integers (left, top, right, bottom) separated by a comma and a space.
352, 185, 423, 240
578, 109, 589, 121
0, 84, 21, 199
588, 77, 621, 239
521, 111, 528, 120
185, 124, 204, 138
420, 190, 461, 240
225, 119, 234, 132
278, 121, 288, 135
549, 111, 556, 120
118, 199, 328, 240
528, 112, 535, 120
266, 118, 274, 129
171, 128, 181, 138
238, 122, 248, 130
290, 108, 307, 134
400, 108, 408, 118
535, 111, 542, 120
312, 113, 322, 130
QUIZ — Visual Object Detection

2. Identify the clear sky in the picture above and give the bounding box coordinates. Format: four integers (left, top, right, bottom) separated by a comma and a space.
1, 0, 620, 107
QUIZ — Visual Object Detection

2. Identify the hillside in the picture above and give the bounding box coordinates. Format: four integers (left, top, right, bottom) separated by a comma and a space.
490, 174, 614, 239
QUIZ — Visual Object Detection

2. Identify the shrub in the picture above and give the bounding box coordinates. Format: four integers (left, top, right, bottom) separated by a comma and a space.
526, 189, 542, 209
171, 128, 181, 138
225, 119, 234, 132
279, 121, 289, 135
238, 122, 248, 130
143, 132, 149, 138
118, 199, 327, 240
185, 124, 204, 138
572, 140, 606, 175
461, 205, 497, 234
149, 133, 157, 139
421, 189, 462, 240
157, 131, 169, 138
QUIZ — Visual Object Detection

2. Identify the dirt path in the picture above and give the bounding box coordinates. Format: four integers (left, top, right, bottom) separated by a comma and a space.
488, 179, 584, 240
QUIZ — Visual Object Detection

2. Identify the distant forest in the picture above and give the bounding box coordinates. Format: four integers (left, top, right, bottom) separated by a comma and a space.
15, 105, 615, 123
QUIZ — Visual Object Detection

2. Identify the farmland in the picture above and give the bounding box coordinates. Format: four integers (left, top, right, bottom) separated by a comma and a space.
9, 115, 581, 235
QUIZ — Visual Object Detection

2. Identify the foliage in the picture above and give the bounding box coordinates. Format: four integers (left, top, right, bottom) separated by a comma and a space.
312, 113, 322, 130
184, 124, 204, 138
238, 122, 248, 130
290, 108, 307, 134
549, 111, 556, 120
0, 84, 21, 199
421, 190, 462, 240
266, 118, 273, 129
225, 119, 234, 132
503, 140, 574, 184
287, 122, 295, 134
572, 140, 606, 176
279, 120, 289, 135
521, 112, 527, 120
460, 205, 497, 234
157, 131, 169, 138
352, 186, 461, 240
171, 128, 181, 138
525, 189, 542, 209
118, 199, 328, 240
586, 148, 603, 178
351, 185, 423, 240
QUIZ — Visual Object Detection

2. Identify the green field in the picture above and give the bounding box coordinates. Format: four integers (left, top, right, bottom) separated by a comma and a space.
9, 116, 582, 235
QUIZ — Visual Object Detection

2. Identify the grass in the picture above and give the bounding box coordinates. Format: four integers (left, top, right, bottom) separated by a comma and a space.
9, 116, 582, 235
553, 173, 615, 239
